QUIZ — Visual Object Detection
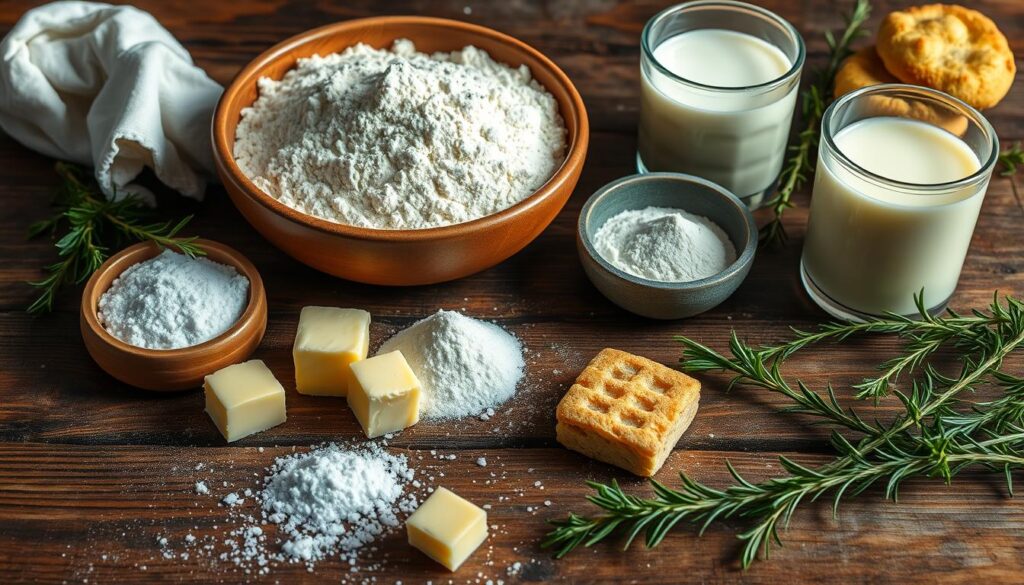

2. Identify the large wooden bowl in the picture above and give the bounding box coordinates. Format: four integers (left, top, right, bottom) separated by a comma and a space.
80, 240, 268, 392
212, 16, 589, 285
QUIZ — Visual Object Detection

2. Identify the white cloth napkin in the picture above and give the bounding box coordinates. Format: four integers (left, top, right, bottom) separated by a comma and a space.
0, 1, 223, 202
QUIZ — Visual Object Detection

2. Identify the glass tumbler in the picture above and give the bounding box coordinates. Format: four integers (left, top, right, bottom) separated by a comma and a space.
638, 0, 805, 207
801, 84, 999, 321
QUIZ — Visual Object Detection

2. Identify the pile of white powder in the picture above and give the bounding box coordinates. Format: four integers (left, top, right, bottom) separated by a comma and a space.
97, 249, 249, 349
379, 310, 525, 419
594, 206, 736, 282
259, 443, 416, 564
234, 39, 566, 230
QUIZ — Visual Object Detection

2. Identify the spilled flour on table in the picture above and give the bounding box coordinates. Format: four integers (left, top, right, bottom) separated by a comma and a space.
211, 442, 417, 573
260, 443, 416, 564
70, 439, 570, 582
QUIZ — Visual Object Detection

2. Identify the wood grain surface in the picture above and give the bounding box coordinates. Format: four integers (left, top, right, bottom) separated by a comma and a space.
1, 1, 1022, 583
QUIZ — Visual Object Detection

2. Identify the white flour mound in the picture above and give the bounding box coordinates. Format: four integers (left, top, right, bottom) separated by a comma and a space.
378, 310, 525, 419
594, 206, 736, 283
97, 249, 249, 349
260, 443, 416, 564
234, 39, 567, 230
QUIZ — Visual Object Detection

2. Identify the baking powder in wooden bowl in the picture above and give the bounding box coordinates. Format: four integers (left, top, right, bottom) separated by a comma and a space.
98, 249, 249, 349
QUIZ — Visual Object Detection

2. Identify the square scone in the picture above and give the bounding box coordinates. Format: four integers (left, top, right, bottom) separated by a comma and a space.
347, 350, 421, 439
556, 348, 700, 477
204, 359, 287, 443
293, 306, 370, 396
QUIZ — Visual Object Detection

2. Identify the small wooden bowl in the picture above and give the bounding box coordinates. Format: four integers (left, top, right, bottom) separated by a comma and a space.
80, 240, 268, 392
212, 16, 589, 285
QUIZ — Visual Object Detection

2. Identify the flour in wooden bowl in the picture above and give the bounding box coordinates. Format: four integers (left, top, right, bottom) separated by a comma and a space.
234, 39, 567, 230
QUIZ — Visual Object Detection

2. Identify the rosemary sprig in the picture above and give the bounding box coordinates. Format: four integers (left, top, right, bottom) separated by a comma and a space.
736, 293, 1010, 401
27, 163, 204, 313
999, 143, 1023, 177
545, 444, 1024, 567
544, 293, 1024, 568
758, 0, 871, 247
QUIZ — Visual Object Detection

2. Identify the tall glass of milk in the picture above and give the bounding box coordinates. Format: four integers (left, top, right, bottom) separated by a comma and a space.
638, 1, 804, 207
801, 84, 999, 321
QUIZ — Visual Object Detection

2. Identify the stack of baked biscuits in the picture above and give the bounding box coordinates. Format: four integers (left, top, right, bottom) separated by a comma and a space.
836, 4, 1016, 110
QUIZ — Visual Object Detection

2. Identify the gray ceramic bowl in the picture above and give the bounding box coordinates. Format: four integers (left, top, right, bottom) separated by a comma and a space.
577, 173, 757, 319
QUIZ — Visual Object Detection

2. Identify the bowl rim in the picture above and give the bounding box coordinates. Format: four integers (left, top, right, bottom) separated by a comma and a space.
212, 15, 589, 242
80, 239, 266, 360
578, 172, 758, 290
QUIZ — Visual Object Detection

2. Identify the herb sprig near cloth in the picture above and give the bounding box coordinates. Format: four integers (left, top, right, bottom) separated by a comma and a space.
544, 292, 1024, 568
27, 163, 203, 314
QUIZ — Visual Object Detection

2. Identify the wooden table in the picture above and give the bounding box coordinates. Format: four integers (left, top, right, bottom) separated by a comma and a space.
1, 1, 1022, 583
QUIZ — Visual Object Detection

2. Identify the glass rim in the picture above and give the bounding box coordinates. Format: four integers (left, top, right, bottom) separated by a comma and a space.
640, 0, 806, 93
822, 83, 1000, 195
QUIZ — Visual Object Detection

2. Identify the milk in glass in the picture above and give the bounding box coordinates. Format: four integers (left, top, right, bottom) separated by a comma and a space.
801, 87, 998, 320
638, 3, 804, 206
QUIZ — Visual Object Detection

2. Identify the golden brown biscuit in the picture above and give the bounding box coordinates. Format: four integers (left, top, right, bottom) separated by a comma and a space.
555, 348, 700, 477
877, 4, 1015, 109
835, 46, 969, 136
834, 46, 900, 99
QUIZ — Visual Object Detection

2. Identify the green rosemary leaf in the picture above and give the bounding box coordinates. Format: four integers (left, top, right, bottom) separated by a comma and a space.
544, 292, 1024, 567
26, 163, 204, 313
759, 0, 872, 247
999, 143, 1023, 176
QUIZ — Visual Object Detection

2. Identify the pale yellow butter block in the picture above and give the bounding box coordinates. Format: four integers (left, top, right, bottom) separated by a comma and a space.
204, 360, 287, 442
293, 306, 370, 396
407, 487, 488, 571
347, 350, 420, 439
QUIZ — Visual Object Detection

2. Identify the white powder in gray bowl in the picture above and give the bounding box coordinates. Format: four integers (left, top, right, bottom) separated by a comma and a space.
594, 206, 736, 283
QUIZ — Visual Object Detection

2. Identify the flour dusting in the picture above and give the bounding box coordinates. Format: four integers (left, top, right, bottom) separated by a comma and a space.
260, 443, 416, 564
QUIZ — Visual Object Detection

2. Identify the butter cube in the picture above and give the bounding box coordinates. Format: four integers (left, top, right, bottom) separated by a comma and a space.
347, 351, 420, 438
407, 487, 488, 571
204, 360, 286, 442
293, 306, 370, 396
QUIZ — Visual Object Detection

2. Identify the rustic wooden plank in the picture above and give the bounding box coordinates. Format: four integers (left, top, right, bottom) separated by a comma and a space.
1, 444, 1022, 584
0, 0, 1021, 136
0, 0, 1023, 582
4, 306, 1022, 449
1, 0, 1022, 314
1, 170, 1021, 449
2, 143, 1022, 314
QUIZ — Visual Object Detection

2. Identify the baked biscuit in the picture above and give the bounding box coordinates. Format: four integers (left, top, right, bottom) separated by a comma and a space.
835, 46, 969, 135
834, 46, 900, 99
556, 348, 700, 477
877, 4, 1015, 109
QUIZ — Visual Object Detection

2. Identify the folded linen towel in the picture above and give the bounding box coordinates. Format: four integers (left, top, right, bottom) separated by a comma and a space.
0, 1, 223, 202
